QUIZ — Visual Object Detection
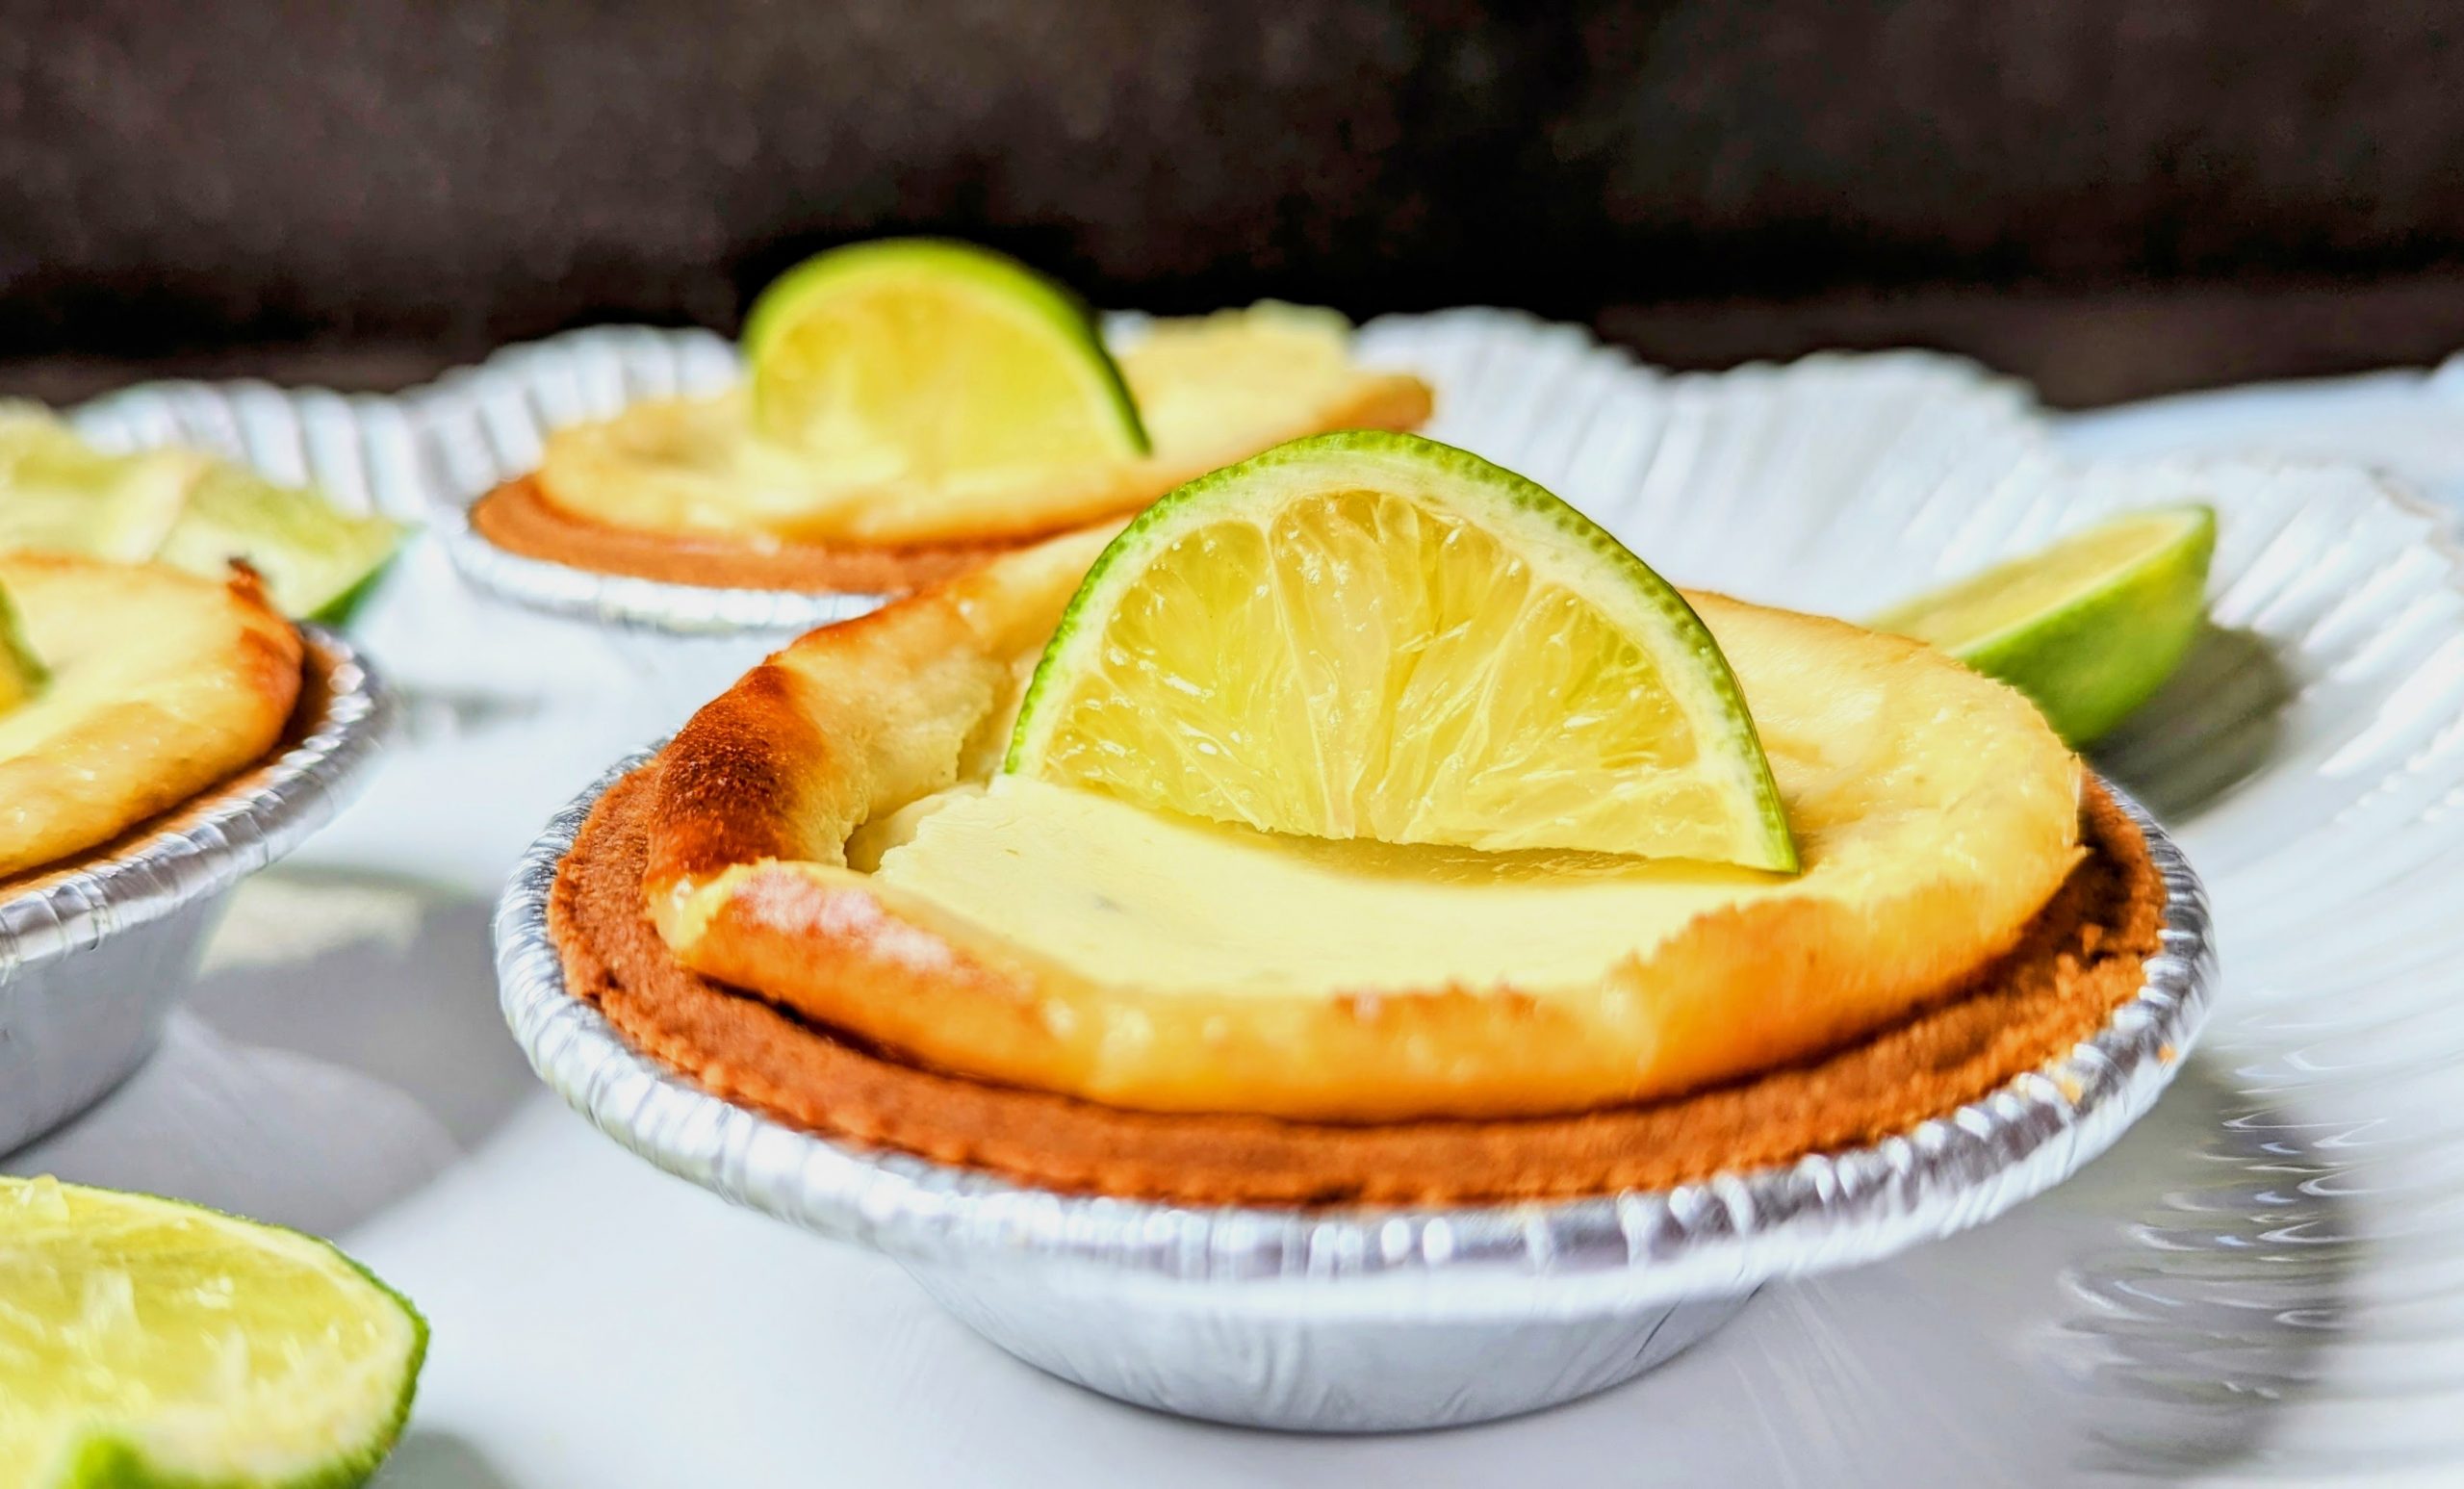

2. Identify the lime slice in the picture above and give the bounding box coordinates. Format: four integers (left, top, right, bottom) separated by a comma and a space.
1006, 430, 1796, 870
151, 463, 406, 622
0, 1176, 425, 1489
0, 576, 43, 715
742, 238, 1148, 473
0, 404, 196, 564
1871, 505, 2216, 745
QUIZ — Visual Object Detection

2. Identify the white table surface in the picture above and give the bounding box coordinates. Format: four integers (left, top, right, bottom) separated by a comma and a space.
19, 358, 2464, 1488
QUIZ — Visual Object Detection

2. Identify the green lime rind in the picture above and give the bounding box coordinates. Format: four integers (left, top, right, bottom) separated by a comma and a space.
1874, 505, 2216, 747
1005, 428, 1799, 873
6, 1181, 428, 1489
0, 578, 45, 713
742, 237, 1148, 455
302, 552, 403, 629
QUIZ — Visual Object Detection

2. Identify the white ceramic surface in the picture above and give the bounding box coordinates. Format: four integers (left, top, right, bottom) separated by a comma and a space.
13, 321, 2464, 1482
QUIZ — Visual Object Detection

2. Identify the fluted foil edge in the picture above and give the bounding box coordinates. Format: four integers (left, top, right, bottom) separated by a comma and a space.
498, 749, 2212, 1317
0, 629, 395, 976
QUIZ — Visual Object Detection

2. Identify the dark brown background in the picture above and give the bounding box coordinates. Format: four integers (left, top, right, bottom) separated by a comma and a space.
5, 0, 2461, 405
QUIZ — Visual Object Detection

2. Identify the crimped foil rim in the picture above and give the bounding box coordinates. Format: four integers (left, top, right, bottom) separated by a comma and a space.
0, 627, 393, 976
430, 512, 887, 636
498, 749, 2213, 1316
406, 322, 886, 636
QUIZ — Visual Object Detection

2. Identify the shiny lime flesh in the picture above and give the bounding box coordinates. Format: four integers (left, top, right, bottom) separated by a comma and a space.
743, 238, 1147, 471
0, 1177, 426, 1489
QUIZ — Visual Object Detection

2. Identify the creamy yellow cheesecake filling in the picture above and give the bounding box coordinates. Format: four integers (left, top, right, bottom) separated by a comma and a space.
650, 531, 2089, 1118
860, 595, 2082, 1003
532, 306, 1433, 548
865, 777, 1775, 993
0, 555, 300, 881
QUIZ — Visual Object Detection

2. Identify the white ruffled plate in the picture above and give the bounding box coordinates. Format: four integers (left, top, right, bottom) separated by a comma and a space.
1396, 314, 2464, 1479
65, 313, 2464, 1478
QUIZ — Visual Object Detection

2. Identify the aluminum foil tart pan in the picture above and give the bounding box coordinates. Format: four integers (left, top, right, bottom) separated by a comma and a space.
0, 629, 392, 1153
498, 752, 2216, 1433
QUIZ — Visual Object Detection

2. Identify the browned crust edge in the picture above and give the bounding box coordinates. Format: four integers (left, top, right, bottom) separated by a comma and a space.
470, 475, 1040, 594
551, 769, 2165, 1207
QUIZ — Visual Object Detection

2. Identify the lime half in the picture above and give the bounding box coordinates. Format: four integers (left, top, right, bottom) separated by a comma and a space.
0, 577, 42, 715
0, 1176, 426, 1489
1006, 430, 1796, 870
1872, 505, 2216, 745
743, 238, 1148, 472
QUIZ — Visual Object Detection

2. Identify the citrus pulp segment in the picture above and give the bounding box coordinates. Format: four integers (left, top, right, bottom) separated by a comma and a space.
0, 1176, 425, 1489
743, 238, 1147, 474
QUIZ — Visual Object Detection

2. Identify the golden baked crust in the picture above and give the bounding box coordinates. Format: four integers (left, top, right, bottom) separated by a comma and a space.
0, 555, 302, 881
642, 526, 1116, 891
555, 768, 2164, 1206
470, 475, 1047, 594
640, 531, 2084, 1121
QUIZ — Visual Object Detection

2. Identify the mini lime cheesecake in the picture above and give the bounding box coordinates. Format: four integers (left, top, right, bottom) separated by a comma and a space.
639, 435, 2085, 1121
529, 301, 1436, 549
475, 242, 1436, 594
863, 590, 2074, 1010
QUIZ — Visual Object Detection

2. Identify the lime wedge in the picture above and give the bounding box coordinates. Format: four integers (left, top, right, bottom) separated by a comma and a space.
0, 405, 405, 623
742, 238, 1148, 473
0, 404, 196, 565
0, 1176, 426, 1489
0, 576, 42, 715
1872, 505, 2216, 745
1006, 430, 1796, 870
151, 463, 405, 622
